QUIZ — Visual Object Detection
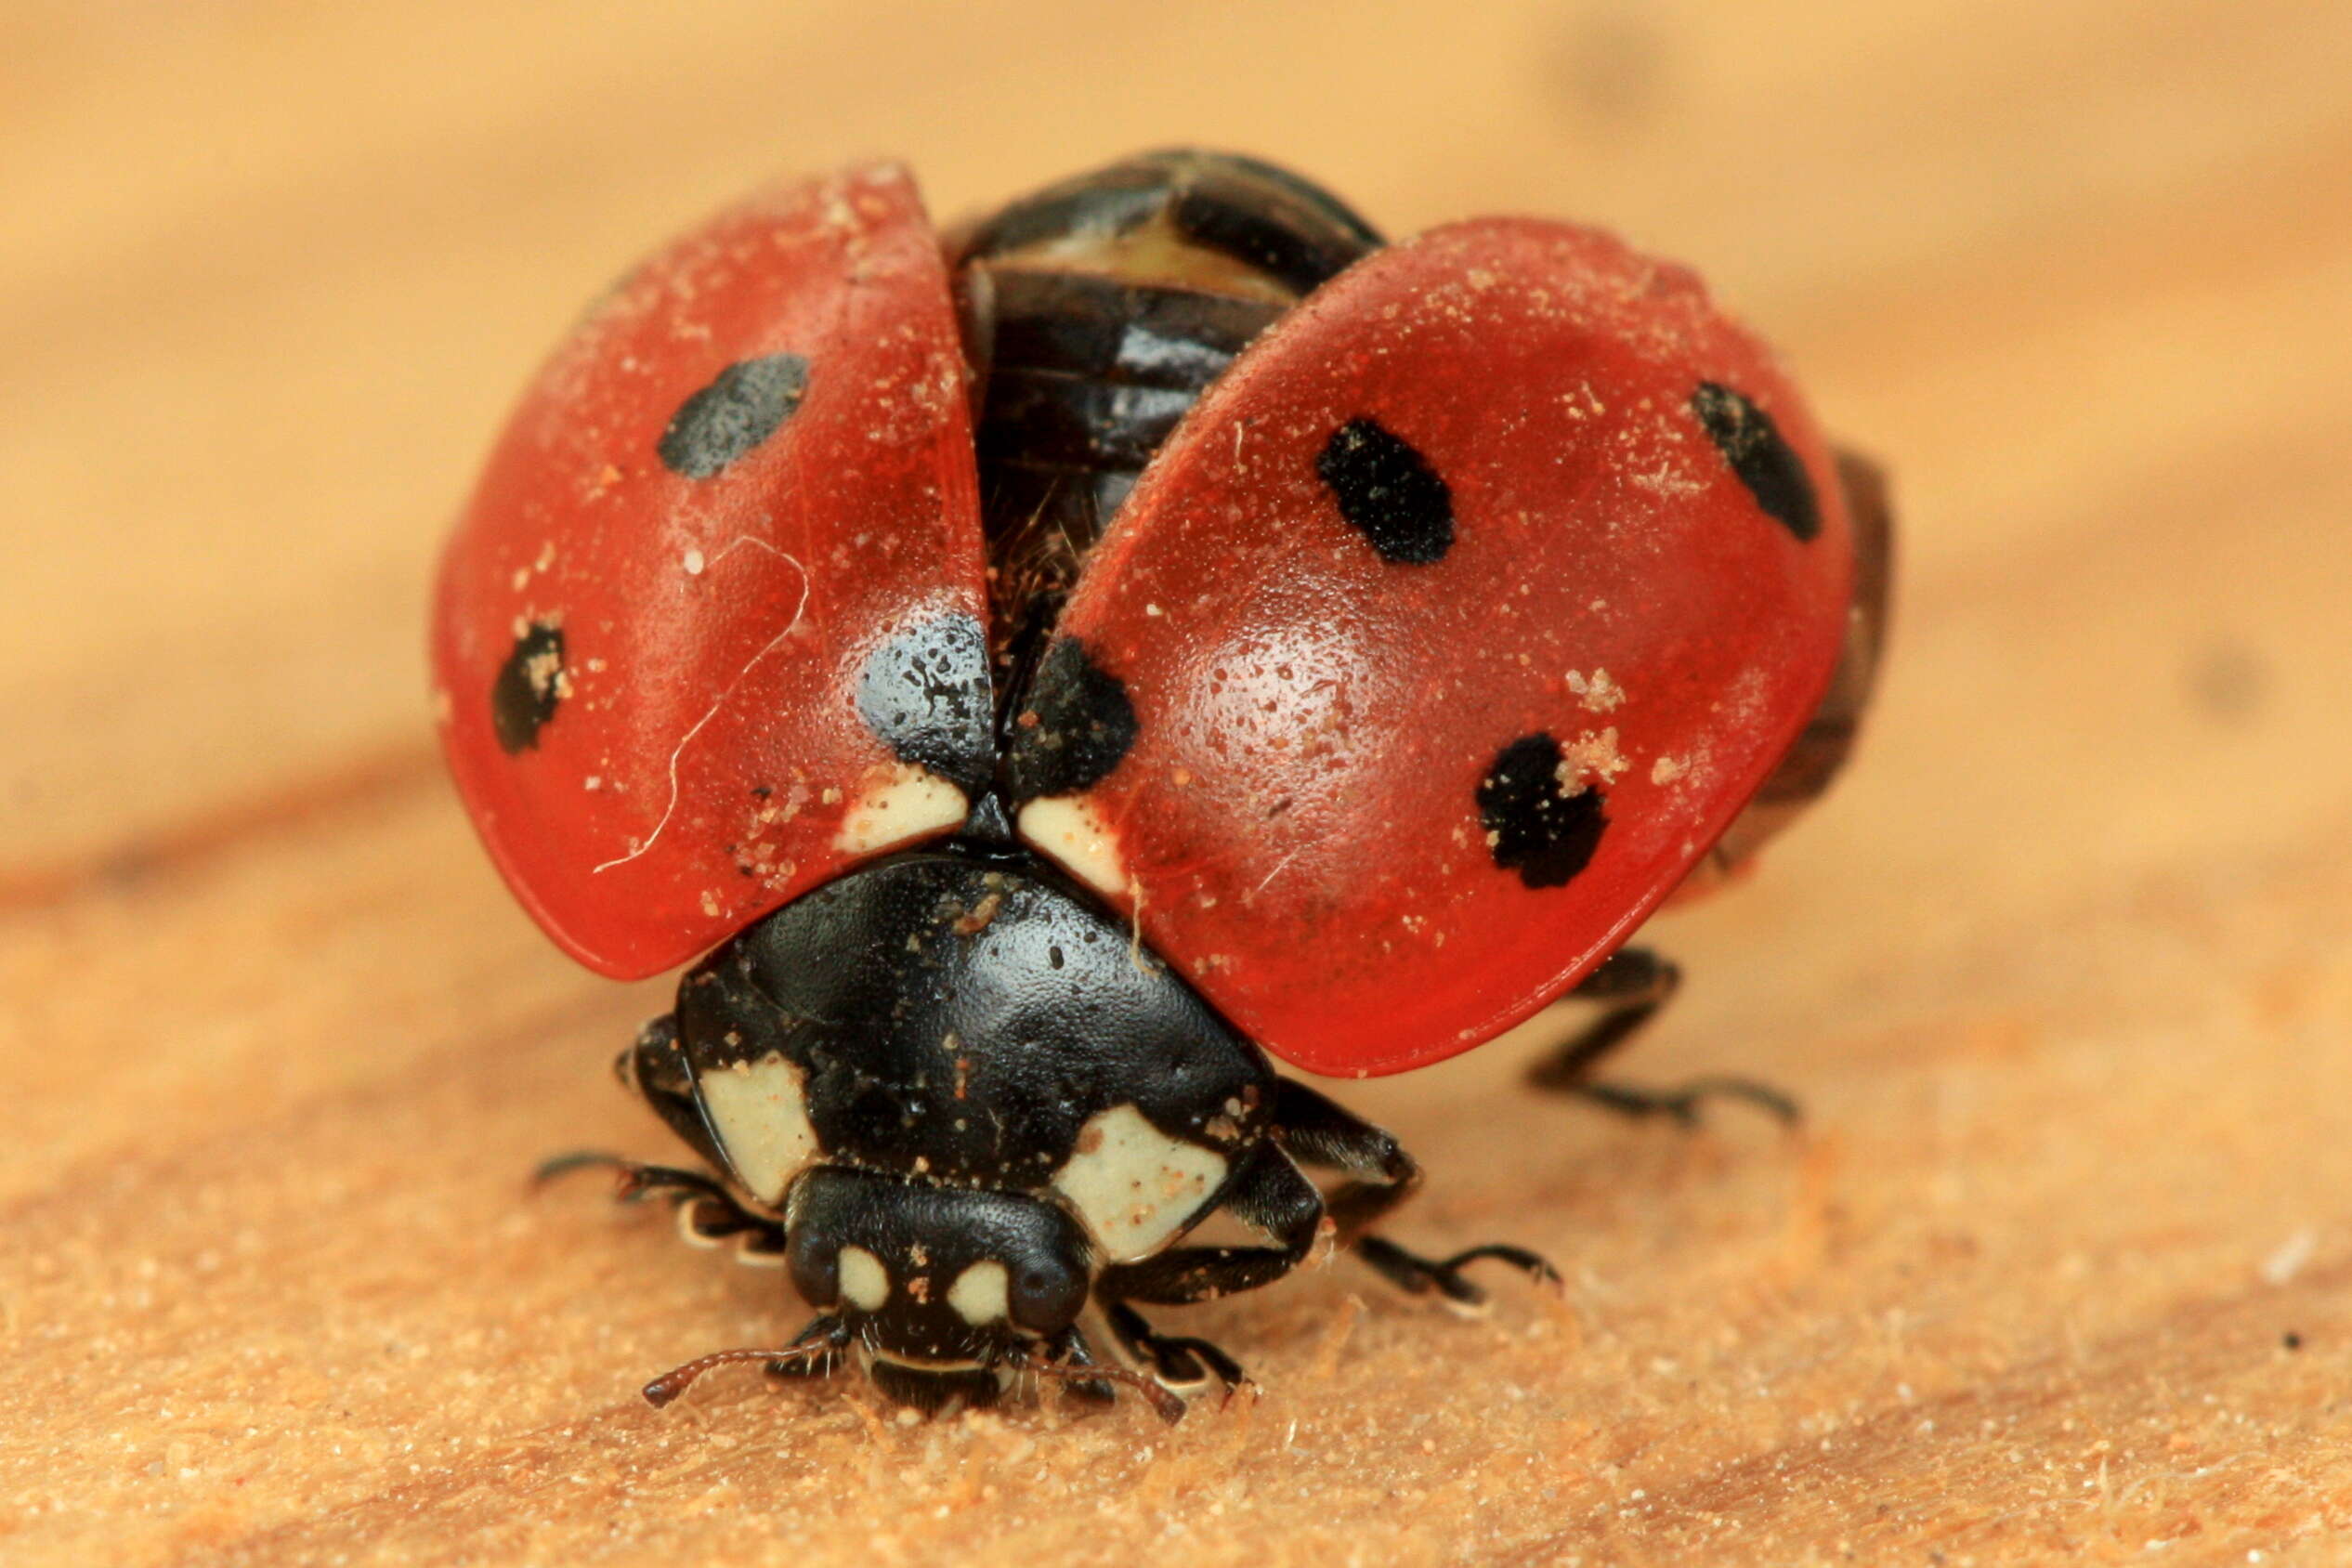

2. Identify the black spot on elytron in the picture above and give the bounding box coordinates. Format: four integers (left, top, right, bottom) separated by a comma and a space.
1690, 382, 1820, 542
1316, 417, 1454, 565
490, 621, 567, 754
1477, 734, 1609, 889
657, 353, 810, 479
855, 612, 996, 796
1004, 637, 1138, 801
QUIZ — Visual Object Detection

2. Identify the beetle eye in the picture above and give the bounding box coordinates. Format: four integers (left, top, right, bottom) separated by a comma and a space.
788, 1230, 838, 1310
1007, 1259, 1087, 1333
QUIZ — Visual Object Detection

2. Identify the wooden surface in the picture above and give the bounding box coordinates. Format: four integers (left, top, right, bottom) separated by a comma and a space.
6, 2, 2352, 1562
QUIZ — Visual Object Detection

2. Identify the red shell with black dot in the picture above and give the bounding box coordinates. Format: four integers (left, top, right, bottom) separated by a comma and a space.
1014, 218, 1853, 1077
430, 163, 988, 978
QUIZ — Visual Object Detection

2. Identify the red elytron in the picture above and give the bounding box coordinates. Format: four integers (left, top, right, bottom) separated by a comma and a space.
1033, 217, 1853, 1075
433, 164, 988, 977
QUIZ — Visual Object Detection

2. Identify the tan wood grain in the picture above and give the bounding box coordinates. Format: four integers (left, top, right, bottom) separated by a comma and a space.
6, 1, 2352, 1561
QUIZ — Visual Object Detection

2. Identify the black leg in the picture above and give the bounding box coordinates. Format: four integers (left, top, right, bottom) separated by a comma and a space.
1007, 1326, 1190, 1422
1526, 947, 1799, 1127
1103, 1300, 1249, 1393
612, 1013, 731, 1176
535, 1149, 731, 1204
1524, 947, 1679, 1089
1274, 1078, 1557, 1309
534, 1150, 787, 1256
1350, 1235, 1559, 1310
1269, 1077, 1414, 1241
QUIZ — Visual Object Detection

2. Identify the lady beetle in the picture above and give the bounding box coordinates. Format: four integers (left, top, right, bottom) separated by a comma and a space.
432, 150, 1890, 1418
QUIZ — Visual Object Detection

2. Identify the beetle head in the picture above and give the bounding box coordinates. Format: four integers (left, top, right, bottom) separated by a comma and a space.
782, 1167, 1095, 1412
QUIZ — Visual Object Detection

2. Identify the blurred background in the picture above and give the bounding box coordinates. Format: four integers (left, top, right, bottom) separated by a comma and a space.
6, 2, 2351, 1562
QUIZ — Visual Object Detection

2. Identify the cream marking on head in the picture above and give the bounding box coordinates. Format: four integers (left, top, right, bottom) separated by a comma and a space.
1017, 794, 1128, 896
1052, 1104, 1227, 1262
838, 1245, 891, 1312
947, 1261, 1010, 1326
696, 1052, 819, 1204
831, 762, 969, 854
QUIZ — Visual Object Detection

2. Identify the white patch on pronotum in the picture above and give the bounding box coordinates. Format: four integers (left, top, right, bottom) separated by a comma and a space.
947, 1261, 1011, 1325
1052, 1104, 1228, 1262
1017, 794, 1128, 896
696, 1052, 820, 1204
831, 762, 969, 854
838, 1246, 891, 1312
